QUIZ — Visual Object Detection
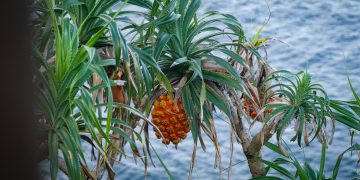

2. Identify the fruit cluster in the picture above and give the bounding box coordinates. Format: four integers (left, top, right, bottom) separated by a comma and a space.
242, 89, 275, 119
151, 95, 190, 145
110, 70, 125, 103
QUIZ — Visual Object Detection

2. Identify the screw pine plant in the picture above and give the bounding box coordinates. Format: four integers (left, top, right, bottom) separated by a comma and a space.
32, 0, 359, 179
264, 71, 334, 146
32, 0, 168, 179
251, 141, 329, 180
126, 0, 251, 177
250, 78, 360, 180
220, 67, 335, 176
330, 78, 360, 179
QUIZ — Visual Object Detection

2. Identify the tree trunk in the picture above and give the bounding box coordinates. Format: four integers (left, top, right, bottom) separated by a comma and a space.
245, 152, 266, 176
244, 122, 278, 177
224, 87, 279, 177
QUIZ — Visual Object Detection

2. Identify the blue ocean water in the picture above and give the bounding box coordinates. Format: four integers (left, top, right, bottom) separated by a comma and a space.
38, 0, 360, 179
118, 0, 360, 179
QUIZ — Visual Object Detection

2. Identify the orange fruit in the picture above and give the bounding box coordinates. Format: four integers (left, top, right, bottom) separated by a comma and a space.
151, 95, 190, 145
242, 89, 276, 119
111, 70, 125, 103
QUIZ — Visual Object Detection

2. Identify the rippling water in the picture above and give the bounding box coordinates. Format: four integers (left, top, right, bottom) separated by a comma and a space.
39, 0, 360, 179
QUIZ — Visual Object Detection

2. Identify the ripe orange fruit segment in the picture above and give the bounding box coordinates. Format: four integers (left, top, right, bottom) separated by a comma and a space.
151, 95, 190, 145
242, 89, 276, 119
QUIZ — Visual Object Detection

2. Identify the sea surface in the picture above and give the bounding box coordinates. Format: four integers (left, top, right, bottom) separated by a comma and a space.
39, 0, 360, 179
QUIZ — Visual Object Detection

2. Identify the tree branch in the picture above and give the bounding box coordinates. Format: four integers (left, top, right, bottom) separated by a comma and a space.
247, 122, 277, 156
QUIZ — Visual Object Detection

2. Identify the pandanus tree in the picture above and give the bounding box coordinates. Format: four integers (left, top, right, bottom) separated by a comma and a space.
255, 79, 360, 180
32, 0, 158, 179
32, 0, 351, 179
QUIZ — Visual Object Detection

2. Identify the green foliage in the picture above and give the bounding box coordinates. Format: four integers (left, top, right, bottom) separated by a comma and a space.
124, 2, 255, 177
332, 144, 360, 179
264, 71, 334, 146
330, 77, 360, 131
257, 77, 360, 180
32, 0, 155, 179
253, 142, 328, 180
33, 0, 253, 178
32, 0, 359, 179
34, 2, 117, 176
142, 0, 247, 141
330, 77, 360, 179
257, 140, 360, 180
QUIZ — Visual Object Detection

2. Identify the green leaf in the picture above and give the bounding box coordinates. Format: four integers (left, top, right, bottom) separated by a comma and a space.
330, 101, 360, 131
261, 159, 295, 180
49, 131, 59, 180
218, 48, 249, 69
252, 22, 266, 44
348, 76, 360, 107
130, 45, 162, 72
183, 0, 201, 31
170, 57, 189, 68
265, 142, 287, 157
332, 144, 360, 179
203, 71, 243, 92
318, 139, 326, 180
108, 20, 122, 65
277, 107, 297, 141
204, 55, 242, 81
199, 80, 206, 122
205, 85, 232, 120
154, 33, 171, 61
119, 0, 152, 9
297, 107, 305, 146
182, 85, 197, 142
89, 63, 113, 137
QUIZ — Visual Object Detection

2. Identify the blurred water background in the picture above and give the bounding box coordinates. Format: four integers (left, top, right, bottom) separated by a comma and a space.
39, 0, 360, 179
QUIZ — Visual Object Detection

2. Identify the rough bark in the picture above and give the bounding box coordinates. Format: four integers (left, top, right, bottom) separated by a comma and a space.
245, 153, 266, 177
244, 123, 277, 176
